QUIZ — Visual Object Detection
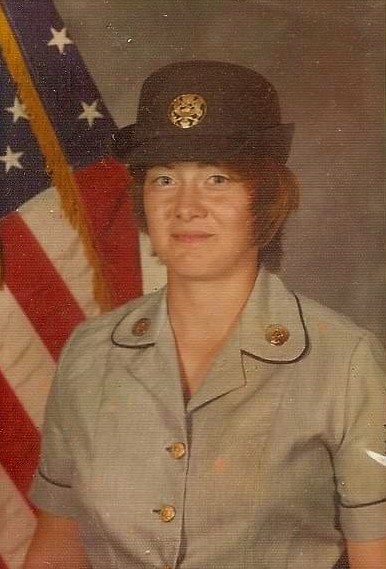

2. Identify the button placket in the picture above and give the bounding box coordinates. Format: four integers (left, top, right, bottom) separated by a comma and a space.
149, 437, 188, 564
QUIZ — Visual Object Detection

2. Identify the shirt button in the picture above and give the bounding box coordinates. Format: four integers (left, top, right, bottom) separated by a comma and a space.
159, 505, 176, 522
166, 442, 186, 459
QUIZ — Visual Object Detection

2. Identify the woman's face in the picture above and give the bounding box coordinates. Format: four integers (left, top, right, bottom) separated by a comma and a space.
143, 161, 259, 281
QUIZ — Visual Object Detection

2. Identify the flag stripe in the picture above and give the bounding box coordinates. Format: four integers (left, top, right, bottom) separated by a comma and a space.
19, 187, 100, 319
0, 213, 85, 361
0, 370, 40, 499
74, 159, 143, 307
0, 285, 55, 429
0, 465, 36, 568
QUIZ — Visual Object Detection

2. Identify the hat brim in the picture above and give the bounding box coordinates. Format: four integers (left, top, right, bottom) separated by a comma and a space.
111, 123, 294, 166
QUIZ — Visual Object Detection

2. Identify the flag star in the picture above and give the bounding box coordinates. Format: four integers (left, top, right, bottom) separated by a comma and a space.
0, 146, 24, 173
6, 96, 29, 123
78, 100, 104, 127
47, 27, 73, 54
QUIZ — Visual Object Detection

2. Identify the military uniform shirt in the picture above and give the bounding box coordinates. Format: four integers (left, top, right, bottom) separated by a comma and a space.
30, 269, 386, 569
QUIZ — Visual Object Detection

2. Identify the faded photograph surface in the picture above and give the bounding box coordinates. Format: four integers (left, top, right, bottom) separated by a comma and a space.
0, 2, 384, 568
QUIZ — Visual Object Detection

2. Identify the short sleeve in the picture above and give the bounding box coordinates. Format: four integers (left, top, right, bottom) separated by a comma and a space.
29, 333, 79, 517
333, 333, 386, 541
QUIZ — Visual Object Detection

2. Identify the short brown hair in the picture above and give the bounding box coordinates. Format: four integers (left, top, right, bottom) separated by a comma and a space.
128, 158, 299, 272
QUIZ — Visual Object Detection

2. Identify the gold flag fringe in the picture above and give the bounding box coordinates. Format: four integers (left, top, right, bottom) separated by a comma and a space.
0, 7, 111, 310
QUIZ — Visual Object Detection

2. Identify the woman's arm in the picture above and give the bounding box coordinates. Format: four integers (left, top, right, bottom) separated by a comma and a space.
346, 537, 386, 569
23, 510, 91, 569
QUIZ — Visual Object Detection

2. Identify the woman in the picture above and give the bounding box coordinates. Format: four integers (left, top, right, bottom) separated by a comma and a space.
25, 61, 386, 568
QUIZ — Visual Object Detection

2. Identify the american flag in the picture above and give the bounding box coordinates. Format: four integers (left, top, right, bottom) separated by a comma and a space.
0, 1, 144, 566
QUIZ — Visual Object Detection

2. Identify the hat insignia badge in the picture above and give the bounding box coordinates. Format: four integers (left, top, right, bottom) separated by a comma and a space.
168, 94, 207, 129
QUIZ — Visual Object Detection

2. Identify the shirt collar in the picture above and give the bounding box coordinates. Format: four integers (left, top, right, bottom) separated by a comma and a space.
111, 287, 167, 347
239, 268, 308, 363
111, 269, 308, 363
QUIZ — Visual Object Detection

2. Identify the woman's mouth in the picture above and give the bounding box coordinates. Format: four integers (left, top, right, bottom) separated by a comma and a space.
172, 232, 214, 243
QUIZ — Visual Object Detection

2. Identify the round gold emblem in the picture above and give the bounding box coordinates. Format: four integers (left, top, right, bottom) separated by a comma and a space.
168, 93, 207, 129
132, 318, 151, 337
265, 324, 290, 346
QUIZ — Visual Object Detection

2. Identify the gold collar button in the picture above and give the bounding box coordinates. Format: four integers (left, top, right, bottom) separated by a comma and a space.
265, 324, 290, 346
132, 318, 151, 336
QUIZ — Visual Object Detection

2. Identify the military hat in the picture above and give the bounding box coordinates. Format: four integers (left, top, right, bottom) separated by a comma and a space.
111, 60, 294, 165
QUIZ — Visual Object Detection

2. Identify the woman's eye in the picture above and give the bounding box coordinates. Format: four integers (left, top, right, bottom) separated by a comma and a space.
208, 175, 230, 185
154, 175, 174, 186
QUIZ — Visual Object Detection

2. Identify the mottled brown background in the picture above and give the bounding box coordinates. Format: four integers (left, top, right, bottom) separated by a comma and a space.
54, 0, 385, 340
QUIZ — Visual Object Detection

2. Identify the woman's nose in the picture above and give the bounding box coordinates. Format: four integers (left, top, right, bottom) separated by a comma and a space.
174, 186, 207, 221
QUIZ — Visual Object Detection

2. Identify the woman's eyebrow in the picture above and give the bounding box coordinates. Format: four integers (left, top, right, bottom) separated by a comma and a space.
155, 163, 222, 169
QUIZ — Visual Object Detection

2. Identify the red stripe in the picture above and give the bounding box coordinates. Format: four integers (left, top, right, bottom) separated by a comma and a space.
0, 370, 40, 500
75, 158, 143, 308
0, 213, 85, 360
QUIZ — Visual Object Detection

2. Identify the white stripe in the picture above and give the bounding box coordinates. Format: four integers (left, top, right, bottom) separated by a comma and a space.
19, 187, 100, 319
139, 232, 166, 295
0, 465, 36, 569
0, 286, 55, 429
